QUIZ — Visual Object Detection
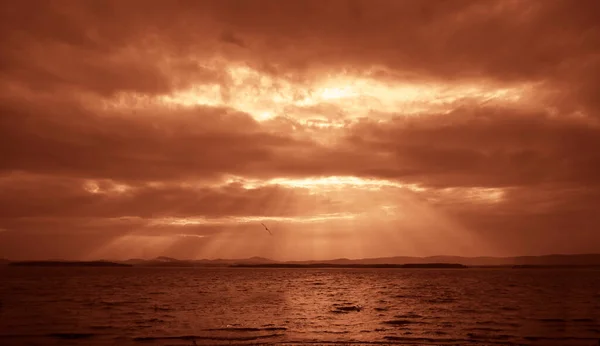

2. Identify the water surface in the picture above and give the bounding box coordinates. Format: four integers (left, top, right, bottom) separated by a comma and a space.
1, 267, 599, 345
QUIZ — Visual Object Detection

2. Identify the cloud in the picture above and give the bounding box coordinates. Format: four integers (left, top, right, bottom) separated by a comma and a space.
0, 173, 342, 219
2, 1, 598, 107
1, 0, 599, 259
341, 106, 600, 187
0, 94, 313, 182
2, 91, 600, 204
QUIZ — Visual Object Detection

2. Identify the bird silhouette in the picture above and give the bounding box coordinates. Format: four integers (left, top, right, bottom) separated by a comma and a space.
261, 223, 273, 235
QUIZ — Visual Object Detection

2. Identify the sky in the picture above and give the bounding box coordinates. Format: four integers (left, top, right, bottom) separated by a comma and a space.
1, 0, 599, 261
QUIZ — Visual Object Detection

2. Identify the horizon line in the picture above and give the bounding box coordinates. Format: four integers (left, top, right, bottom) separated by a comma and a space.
3, 252, 600, 263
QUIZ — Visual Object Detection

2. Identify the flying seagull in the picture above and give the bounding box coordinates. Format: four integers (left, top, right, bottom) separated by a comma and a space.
261, 223, 273, 235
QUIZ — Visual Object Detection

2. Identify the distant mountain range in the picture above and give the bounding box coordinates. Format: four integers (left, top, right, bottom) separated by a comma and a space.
3, 254, 600, 268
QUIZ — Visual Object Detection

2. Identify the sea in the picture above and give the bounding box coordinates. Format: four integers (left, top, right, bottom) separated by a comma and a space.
0, 267, 599, 346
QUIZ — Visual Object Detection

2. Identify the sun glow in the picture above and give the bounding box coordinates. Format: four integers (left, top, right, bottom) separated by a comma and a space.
320, 86, 357, 100
99, 62, 533, 126
148, 213, 358, 227
78, 178, 500, 261
81, 56, 518, 261
225, 175, 427, 192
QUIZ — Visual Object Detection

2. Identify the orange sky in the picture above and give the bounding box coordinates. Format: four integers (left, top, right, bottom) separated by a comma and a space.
1, 0, 599, 260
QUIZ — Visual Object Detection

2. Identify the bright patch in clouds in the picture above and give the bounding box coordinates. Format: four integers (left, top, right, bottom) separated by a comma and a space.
101, 63, 533, 126
83, 180, 130, 194
149, 213, 357, 227
428, 187, 507, 204
175, 234, 206, 239
225, 175, 425, 192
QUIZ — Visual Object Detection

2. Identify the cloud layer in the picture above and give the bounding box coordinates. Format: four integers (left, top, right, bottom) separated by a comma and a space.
1, 0, 599, 260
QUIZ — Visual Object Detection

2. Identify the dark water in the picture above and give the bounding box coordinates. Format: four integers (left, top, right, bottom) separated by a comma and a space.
0, 267, 599, 345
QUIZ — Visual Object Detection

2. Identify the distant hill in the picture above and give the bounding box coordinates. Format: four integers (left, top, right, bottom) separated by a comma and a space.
509, 254, 600, 266
122, 258, 147, 265
232, 263, 468, 269
155, 256, 179, 262
108, 253, 600, 267
6, 254, 600, 268
280, 254, 600, 267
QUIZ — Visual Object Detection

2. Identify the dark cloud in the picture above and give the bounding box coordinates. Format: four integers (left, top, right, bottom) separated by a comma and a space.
342, 106, 600, 187
0, 95, 312, 181
0, 174, 339, 219
220, 30, 246, 48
